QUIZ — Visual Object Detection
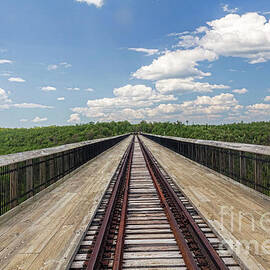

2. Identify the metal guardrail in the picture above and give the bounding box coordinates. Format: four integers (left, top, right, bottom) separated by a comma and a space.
142, 133, 270, 196
0, 134, 129, 216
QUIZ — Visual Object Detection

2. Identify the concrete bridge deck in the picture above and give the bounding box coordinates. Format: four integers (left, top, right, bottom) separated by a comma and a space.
0, 135, 269, 269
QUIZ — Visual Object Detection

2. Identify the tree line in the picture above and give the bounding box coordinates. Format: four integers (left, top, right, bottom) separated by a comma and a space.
1, 121, 270, 155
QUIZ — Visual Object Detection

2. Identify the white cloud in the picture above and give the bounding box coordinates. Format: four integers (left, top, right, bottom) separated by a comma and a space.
75, 0, 104, 8
13, 103, 53, 109
264, 96, 270, 102
198, 13, 270, 64
232, 88, 248, 94
85, 88, 94, 92
8, 77, 25, 83
246, 103, 270, 115
68, 113, 81, 123
168, 31, 190, 37
113, 84, 153, 98
83, 87, 175, 110
71, 84, 176, 120
133, 47, 217, 80
57, 97, 65, 101
0, 88, 53, 111
93, 93, 242, 122
180, 93, 242, 116
0, 88, 12, 103
222, 4, 239, 13
41, 86, 56, 91
0, 59, 12, 64
48, 64, 58, 71
67, 87, 80, 91
48, 62, 72, 71
145, 103, 181, 118
156, 77, 229, 94
32, 117, 48, 123
128, 48, 159, 56
59, 62, 72, 68
177, 35, 200, 49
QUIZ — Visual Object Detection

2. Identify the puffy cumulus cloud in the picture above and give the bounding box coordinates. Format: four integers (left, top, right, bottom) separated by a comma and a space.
8, 77, 25, 83
71, 84, 176, 121
180, 93, 242, 116
85, 84, 175, 109
175, 12, 270, 65
100, 93, 243, 121
246, 103, 270, 115
113, 84, 153, 98
145, 104, 181, 118
132, 48, 217, 80
75, 0, 104, 8
71, 86, 243, 122
128, 48, 159, 56
32, 117, 47, 123
68, 113, 81, 123
57, 97, 65, 101
41, 86, 56, 91
0, 59, 12, 64
198, 13, 270, 64
155, 77, 229, 94
232, 88, 248, 94
105, 108, 146, 121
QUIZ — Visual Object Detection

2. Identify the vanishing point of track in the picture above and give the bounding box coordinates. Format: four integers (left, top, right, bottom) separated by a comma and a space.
68, 135, 242, 270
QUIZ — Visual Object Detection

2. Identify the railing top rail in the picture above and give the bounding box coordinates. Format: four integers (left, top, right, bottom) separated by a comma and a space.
0, 133, 130, 167
142, 133, 270, 156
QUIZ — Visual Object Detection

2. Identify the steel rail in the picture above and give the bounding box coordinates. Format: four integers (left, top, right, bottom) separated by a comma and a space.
85, 137, 134, 270
138, 137, 199, 270
112, 140, 134, 270
138, 136, 229, 270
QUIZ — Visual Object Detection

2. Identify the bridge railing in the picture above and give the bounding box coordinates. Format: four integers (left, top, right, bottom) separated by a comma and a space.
142, 133, 270, 197
0, 134, 129, 216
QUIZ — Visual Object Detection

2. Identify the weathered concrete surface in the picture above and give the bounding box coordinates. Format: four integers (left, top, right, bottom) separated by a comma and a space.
141, 135, 270, 270
0, 136, 132, 270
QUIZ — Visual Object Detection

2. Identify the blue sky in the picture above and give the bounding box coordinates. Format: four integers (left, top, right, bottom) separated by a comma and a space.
1, 0, 270, 127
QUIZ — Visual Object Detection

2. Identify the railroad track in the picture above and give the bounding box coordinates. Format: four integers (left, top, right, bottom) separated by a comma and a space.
68, 135, 242, 270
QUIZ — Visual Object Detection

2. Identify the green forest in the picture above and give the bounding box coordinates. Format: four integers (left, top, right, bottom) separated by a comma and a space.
1, 121, 270, 155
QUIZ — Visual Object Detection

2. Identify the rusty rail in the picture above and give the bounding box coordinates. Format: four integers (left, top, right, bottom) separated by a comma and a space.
86, 137, 134, 270
69, 135, 240, 269
138, 136, 228, 270
139, 137, 199, 270
112, 139, 133, 270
